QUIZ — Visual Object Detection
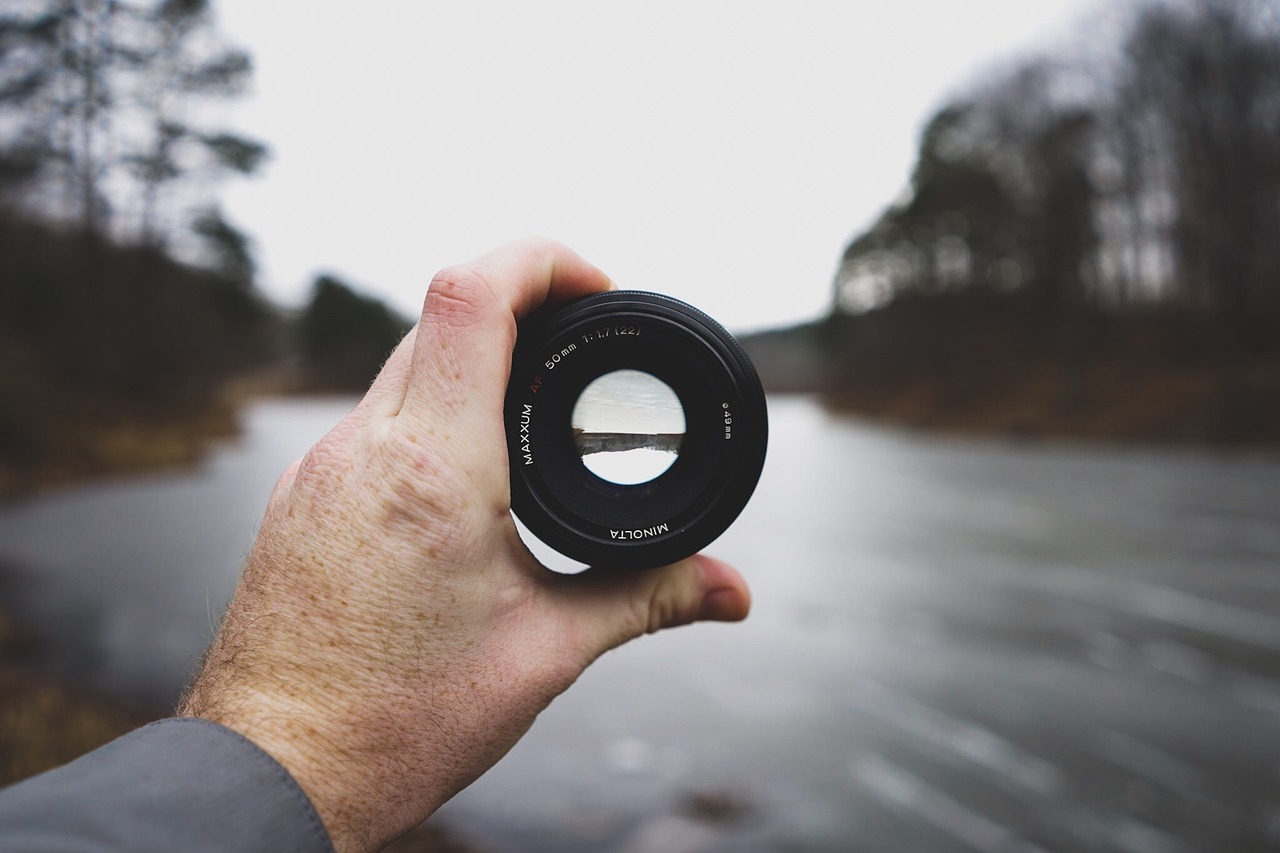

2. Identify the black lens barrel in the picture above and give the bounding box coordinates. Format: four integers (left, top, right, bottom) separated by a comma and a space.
505, 291, 767, 569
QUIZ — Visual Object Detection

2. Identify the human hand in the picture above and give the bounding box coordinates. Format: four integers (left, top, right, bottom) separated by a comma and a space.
179, 239, 752, 853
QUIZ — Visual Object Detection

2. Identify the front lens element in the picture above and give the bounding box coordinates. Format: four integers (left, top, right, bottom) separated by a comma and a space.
571, 369, 686, 485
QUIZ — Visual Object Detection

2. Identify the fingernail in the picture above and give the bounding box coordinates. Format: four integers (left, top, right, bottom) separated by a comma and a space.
698, 588, 746, 622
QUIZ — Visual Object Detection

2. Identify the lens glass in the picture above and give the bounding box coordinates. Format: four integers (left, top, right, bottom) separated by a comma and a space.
571, 369, 685, 485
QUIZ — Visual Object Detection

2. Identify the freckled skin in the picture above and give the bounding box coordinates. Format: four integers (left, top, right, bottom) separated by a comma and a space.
179, 240, 752, 853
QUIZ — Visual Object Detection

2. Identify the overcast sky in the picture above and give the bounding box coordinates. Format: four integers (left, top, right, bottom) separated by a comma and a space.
214, 1, 1096, 333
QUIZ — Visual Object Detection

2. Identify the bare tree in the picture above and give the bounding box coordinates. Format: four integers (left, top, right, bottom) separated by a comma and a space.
0, 0, 265, 250
1119, 0, 1280, 339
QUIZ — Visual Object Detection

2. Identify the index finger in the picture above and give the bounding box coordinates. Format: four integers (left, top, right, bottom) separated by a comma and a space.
400, 239, 613, 424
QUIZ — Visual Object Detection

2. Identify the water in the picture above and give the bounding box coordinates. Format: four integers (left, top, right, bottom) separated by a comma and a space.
0, 397, 352, 701
2, 396, 1280, 851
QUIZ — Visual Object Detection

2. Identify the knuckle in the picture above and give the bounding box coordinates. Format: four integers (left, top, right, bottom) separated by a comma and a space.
425, 265, 494, 328
637, 573, 698, 635
628, 582, 668, 637
381, 431, 448, 493
376, 430, 472, 531
267, 456, 303, 506
513, 235, 564, 262
293, 429, 355, 494
280, 455, 303, 482
380, 427, 460, 491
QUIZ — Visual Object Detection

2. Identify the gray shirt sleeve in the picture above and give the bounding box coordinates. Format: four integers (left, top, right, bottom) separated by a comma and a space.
0, 717, 334, 853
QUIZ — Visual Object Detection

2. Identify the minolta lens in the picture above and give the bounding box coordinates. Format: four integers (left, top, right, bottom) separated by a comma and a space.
505, 291, 767, 569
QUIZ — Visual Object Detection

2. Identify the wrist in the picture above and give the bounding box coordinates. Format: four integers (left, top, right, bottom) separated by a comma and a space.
181, 679, 426, 853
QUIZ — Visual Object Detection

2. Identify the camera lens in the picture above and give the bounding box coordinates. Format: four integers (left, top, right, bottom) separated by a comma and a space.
505, 291, 767, 570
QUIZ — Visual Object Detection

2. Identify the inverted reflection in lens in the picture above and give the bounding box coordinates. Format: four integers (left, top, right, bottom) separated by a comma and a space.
571, 369, 685, 485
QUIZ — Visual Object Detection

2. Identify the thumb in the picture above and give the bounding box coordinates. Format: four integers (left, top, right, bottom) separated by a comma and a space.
556, 554, 751, 660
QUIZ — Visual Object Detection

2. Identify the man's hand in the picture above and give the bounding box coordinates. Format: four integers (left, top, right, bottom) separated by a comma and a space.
179, 240, 751, 853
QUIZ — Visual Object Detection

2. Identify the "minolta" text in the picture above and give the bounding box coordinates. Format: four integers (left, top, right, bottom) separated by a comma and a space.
610, 523, 670, 540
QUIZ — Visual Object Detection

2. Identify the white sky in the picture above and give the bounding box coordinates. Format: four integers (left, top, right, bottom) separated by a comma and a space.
214, 1, 1095, 333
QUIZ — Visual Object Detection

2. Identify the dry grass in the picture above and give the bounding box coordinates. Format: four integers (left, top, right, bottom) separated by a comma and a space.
825, 355, 1280, 452
0, 400, 241, 503
0, 610, 158, 786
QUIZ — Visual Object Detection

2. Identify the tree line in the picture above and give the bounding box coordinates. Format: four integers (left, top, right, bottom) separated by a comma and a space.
836, 0, 1280, 343
0, 1, 406, 476
805, 0, 1280, 444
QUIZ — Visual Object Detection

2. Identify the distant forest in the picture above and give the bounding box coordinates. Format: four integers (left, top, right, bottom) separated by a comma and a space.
0, 0, 406, 492
749, 0, 1280, 446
